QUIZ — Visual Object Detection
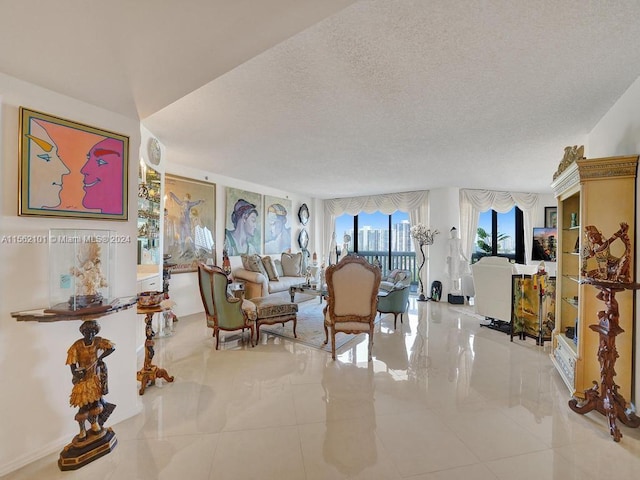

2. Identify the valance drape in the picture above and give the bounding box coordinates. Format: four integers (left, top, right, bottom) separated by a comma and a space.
459, 189, 540, 264
323, 190, 430, 286
324, 191, 429, 216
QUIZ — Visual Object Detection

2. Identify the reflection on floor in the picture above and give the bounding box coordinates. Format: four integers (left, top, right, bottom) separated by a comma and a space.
4, 298, 640, 479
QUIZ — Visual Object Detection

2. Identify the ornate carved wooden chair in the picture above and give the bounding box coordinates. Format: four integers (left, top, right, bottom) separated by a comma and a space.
323, 255, 381, 360
197, 263, 255, 349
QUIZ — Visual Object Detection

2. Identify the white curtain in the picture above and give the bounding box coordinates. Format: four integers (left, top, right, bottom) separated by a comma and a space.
459, 189, 540, 264
323, 190, 429, 268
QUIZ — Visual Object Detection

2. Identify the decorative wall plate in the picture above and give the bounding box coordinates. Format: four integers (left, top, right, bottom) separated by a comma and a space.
147, 137, 162, 166
298, 203, 309, 225
298, 228, 309, 249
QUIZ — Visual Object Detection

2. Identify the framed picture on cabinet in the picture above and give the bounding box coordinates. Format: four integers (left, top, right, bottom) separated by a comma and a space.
164, 174, 216, 273
18, 107, 129, 220
545, 206, 557, 229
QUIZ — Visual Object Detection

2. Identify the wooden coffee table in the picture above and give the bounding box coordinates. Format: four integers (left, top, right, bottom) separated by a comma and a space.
289, 283, 327, 303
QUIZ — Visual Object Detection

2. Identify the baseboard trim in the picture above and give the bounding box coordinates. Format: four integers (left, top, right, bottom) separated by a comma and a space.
0, 403, 143, 476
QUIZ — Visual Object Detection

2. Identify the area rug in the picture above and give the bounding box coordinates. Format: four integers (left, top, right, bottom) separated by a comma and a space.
258, 294, 378, 353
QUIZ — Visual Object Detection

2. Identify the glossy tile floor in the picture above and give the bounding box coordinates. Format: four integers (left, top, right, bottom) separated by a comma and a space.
4, 298, 640, 479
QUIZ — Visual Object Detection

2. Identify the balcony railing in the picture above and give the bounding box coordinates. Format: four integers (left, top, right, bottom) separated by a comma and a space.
350, 250, 419, 286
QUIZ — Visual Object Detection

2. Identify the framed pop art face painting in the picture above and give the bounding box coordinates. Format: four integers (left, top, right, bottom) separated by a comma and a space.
19, 107, 129, 220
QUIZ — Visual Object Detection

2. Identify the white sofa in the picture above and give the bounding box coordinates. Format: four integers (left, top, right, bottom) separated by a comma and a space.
230, 253, 306, 300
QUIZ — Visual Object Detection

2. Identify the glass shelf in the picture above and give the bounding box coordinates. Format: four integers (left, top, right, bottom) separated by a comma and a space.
562, 274, 580, 283
137, 163, 161, 266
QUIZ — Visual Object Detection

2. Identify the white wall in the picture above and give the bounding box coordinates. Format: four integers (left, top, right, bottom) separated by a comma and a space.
0, 73, 142, 475
428, 188, 460, 300
586, 75, 640, 408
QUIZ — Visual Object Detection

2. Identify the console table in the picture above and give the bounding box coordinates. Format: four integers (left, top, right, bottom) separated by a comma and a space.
11, 297, 137, 471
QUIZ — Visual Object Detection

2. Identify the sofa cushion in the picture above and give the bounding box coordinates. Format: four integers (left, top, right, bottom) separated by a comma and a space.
281, 252, 303, 276
274, 259, 284, 277
242, 254, 268, 278
261, 255, 280, 281
267, 276, 305, 293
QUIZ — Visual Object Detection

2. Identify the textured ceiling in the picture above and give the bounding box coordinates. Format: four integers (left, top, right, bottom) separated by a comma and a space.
3, 1, 640, 199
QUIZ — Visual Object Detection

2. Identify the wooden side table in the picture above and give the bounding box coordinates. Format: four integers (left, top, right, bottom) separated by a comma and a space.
229, 281, 245, 300
137, 304, 175, 395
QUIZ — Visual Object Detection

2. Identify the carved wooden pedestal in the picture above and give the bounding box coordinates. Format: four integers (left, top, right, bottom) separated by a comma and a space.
568, 281, 640, 441
58, 426, 117, 470
11, 297, 137, 470
137, 305, 175, 395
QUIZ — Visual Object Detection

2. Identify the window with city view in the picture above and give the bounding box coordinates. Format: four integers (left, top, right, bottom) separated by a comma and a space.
335, 211, 417, 285
473, 206, 524, 263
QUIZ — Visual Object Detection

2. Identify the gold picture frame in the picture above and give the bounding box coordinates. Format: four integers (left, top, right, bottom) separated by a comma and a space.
164, 174, 216, 273
19, 107, 129, 220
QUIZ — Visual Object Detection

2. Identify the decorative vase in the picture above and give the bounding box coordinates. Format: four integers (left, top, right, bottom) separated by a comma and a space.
222, 249, 231, 275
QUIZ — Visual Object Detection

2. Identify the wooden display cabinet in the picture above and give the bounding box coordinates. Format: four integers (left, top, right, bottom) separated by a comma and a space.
550, 154, 637, 401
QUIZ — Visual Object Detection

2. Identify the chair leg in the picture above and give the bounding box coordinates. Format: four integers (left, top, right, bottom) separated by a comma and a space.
368, 326, 374, 362
331, 329, 336, 360
292, 317, 298, 338
214, 327, 220, 350
323, 323, 329, 345
249, 324, 255, 347
393, 312, 398, 329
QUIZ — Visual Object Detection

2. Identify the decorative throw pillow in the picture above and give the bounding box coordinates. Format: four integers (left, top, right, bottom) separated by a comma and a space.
395, 271, 407, 282
386, 269, 400, 282
240, 254, 251, 271
242, 254, 268, 278
379, 281, 396, 292
261, 256, 280, 281
281, 252, 303, 276
274, 259, 284, 277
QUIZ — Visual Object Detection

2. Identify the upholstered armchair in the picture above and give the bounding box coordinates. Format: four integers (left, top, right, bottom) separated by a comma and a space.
377, 286, 410, 329
197, 263, 255, 349
471, 256, 517, 332
323, 256, 382, 360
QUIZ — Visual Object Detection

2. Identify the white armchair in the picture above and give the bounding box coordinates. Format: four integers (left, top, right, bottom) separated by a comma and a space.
471, 256, 517, 332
